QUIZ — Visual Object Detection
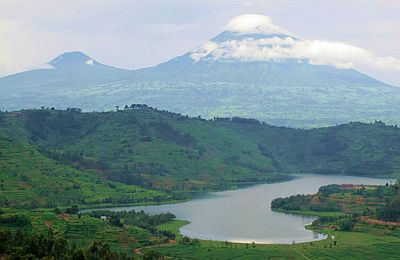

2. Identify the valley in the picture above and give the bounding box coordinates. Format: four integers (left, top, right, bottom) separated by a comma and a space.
1, 7, 400, 259
1, 107, 400, 258
1, 107, 400, 208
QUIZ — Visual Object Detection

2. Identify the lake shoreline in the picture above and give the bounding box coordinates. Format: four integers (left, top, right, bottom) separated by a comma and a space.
79, 173, 397, 211
80, 173, 296, 211
82, 174, 395, 245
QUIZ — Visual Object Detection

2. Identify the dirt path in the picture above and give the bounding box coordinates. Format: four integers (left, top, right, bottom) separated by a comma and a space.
360, 217, 400, 227
134, 240, 176, 255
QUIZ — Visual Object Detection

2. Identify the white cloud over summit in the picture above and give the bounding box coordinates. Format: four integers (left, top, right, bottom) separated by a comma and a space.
0, 1, 399, 85
191, 14, 400, 72
225, 14, 293, 35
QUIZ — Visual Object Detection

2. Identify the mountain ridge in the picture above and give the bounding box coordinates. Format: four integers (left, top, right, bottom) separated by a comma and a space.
0, 14, 399, 127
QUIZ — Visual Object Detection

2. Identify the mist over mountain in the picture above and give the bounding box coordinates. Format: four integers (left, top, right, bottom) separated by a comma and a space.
1, 15, 399, 127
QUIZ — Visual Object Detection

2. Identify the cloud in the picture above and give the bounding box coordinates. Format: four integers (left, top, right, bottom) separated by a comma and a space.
190, 15, 400, 72
0, 1, 399, 85
225, 14, 292, 35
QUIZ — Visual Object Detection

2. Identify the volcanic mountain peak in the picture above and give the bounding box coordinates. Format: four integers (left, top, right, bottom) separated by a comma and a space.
48, 51, 100, 69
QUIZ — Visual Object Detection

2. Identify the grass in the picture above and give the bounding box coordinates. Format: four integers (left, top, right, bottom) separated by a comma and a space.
2, 108, 400, 197
0, 133, 170, 208
149, 220, 400, 259
2, 108, 400, 258
157, 219, 190, 239
0, 208, 163, 256
149, 183, 400, 260
3, 208, 400, 259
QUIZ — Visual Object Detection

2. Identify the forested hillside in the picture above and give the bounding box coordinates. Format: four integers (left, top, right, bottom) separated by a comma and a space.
1, 107, 400, 258
1, 106, 400, 199
0, 132, 169, 208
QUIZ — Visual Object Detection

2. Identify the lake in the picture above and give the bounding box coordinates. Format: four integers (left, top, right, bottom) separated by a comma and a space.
98, 174, 395, 244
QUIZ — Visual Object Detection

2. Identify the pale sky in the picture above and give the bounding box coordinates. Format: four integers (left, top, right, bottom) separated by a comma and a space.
1, 0, 400, 86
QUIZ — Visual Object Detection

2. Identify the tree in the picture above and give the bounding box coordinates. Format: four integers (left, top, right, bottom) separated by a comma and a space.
86, 241, 113, 259
109, 215, 123, 227
143, 250, 163, 260
378, 195, 400, 221
72, 249, 87, 260
66, 205, 79, 214
339, 218, 354, 231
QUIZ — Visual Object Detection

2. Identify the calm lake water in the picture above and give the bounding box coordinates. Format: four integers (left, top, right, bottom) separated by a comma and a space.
100, 175, 395, 244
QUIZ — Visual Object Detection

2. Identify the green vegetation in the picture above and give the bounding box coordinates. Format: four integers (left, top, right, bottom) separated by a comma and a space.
267, 181, 400, 257
3, 50, 400, 129
1, 108, 294, 195
0, 207, 178, 259
0, 229, 132, 259
271, 183, 399, 218
138, 182, 400, 259
2, 107, 400, 259
89, 210, 176, 238
1, 107, 400, 208
1, 107, 400, 200
0, 134, 169, 208
143, 218, 400, 259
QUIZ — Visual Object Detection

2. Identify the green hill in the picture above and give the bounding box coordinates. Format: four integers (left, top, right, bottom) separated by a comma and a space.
0, 130, 169, 208
1, 107, 400, 203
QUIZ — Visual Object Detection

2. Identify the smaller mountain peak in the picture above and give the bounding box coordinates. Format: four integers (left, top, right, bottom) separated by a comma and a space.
48, 51, 99, 69
225, 14, 293, 36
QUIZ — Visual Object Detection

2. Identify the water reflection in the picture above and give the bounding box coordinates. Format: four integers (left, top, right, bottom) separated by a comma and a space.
96, 174, 393, 244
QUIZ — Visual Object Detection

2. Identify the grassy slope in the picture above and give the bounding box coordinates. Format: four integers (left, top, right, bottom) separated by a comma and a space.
224, 120, 400, 176
1, 108, 400, 206
2, 108, 400, 194
2, 109, 290, 191
0, 208, 160, 255
2, 109, 400, 258
0, 133, 169, 208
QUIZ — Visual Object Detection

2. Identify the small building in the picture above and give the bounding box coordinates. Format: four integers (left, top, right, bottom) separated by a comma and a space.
100, 216, 108, 221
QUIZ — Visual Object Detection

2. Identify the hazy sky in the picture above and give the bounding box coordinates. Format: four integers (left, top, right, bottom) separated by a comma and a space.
1, 0, 400, 85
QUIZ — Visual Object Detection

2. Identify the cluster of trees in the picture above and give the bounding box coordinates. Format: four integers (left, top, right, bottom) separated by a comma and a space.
97, 195, 168, 205
319, 184, 387, 198
0, 214, 31, 227
41, 148, 111, 172
377, 196, 400, 221
338, 217, 356, 231
40, 106, 81, 113
66, 107, 82, 113
151, 121, 197, 148
271, 194, 311, 211
271, 194, 341, 212
179, 236, 200, 246
278, 181, 400, 233
312, 215, 356, 231
65, 205, 79, 215
318, 184, 345, 196
89, 210, 175, 235
0, 229, 133, 259
377, 182, 400, 221
118, 104, 151, 111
